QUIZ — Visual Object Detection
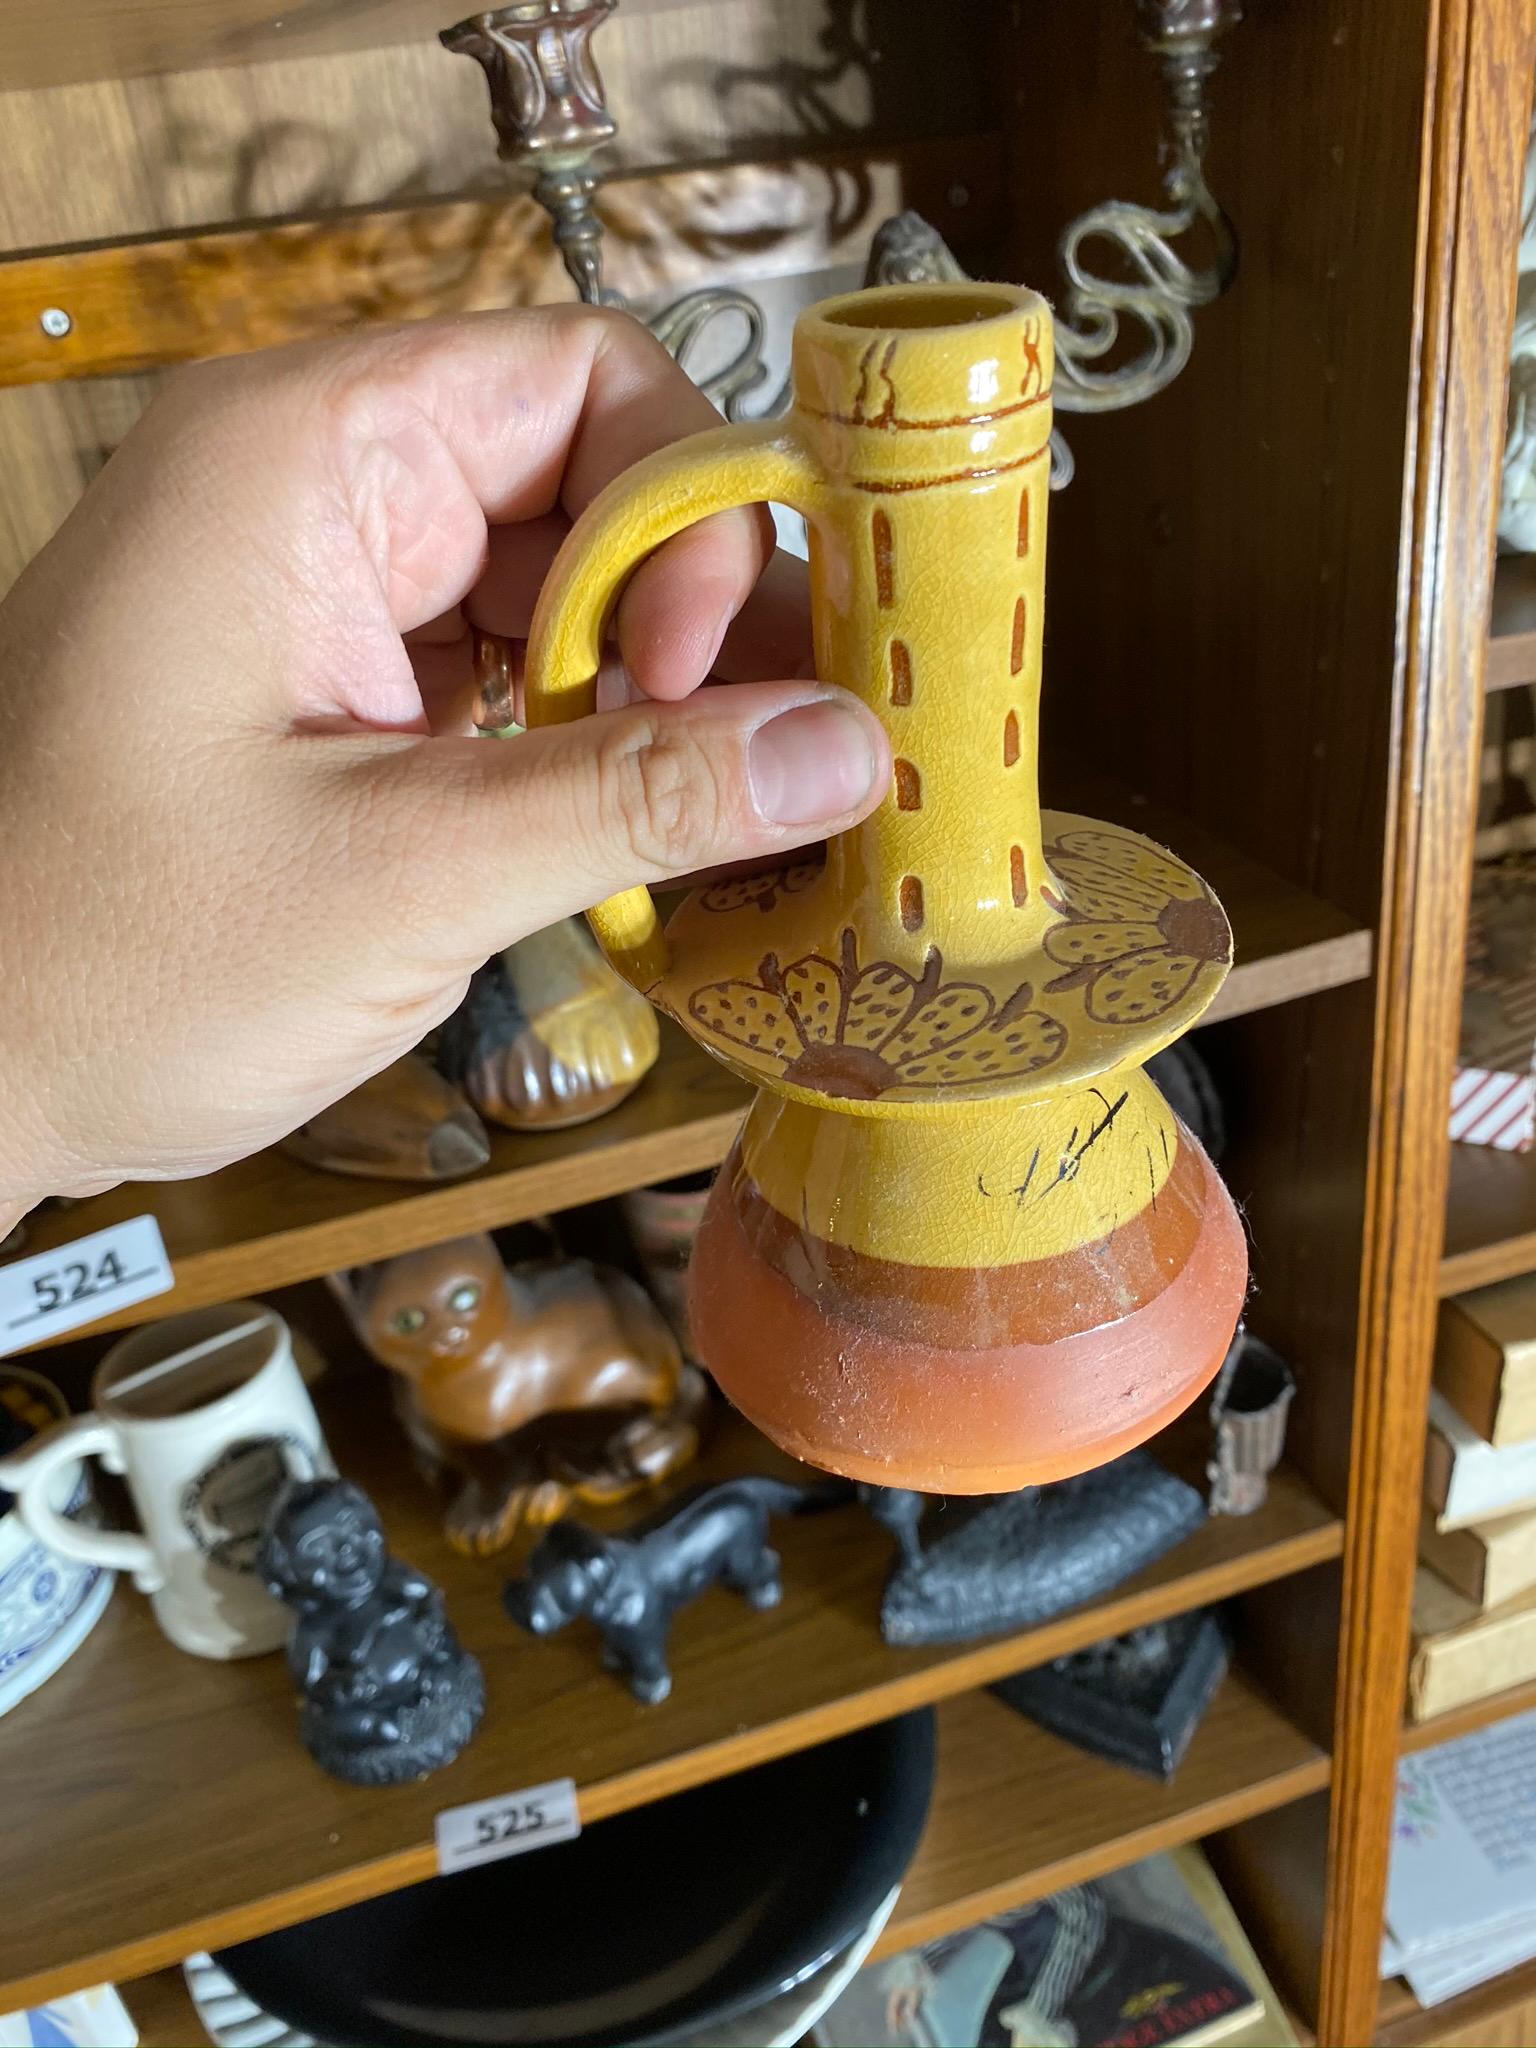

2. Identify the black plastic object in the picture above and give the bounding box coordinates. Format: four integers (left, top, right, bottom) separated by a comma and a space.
880, 1451, 1206, 1647
1146, 1037, 1226, 1159
214, 1708, 935, 2048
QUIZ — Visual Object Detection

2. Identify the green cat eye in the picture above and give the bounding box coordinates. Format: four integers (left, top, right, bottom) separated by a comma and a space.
390, 1306, 427, 1336
448, 1283, 481, 1314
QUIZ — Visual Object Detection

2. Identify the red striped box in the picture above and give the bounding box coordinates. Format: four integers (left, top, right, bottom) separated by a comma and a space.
1450, 1066, 1535, 1150
1453, 855, 1536, 1153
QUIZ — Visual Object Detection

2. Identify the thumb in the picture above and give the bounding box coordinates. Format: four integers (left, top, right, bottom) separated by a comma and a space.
350, 680, 890, 967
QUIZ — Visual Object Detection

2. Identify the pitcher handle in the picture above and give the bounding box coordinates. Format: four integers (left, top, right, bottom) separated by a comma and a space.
522, 419, 824, 990
0, 1415, 162, 1590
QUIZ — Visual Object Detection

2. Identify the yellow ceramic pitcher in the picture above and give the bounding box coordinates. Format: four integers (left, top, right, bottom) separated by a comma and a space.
524, 281, 1246, 1492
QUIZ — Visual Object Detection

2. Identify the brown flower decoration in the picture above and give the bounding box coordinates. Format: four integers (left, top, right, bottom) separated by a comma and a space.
698, 861, 821, 915
1042, 827, 1231, 1026
688, 929, 1066, 1099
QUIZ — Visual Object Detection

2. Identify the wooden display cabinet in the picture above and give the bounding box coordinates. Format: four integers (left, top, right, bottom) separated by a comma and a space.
0, 2, 1534, 2042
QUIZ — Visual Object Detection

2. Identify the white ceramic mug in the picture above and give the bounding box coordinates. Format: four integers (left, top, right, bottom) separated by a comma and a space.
0, 1304, 332, 1659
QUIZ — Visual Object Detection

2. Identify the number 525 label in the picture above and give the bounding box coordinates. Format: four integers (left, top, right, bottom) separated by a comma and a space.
0, 1215, 174, 1356
435, 1778, 581, 1875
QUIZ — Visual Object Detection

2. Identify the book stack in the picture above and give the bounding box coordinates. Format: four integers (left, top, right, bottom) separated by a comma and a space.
1412, 1276, 1536, 1721
1385, 1710, 1536, 2004
814, 1846, 1293, 2048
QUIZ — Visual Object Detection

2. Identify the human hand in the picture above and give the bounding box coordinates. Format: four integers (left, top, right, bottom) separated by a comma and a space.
0, 308, 889, 1219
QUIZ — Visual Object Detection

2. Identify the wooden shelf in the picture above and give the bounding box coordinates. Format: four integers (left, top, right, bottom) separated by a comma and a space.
4, 814, 1372, 1354
121, 1675, 1327, 2045
1488, 556, 1536, 694
1440, 1142, 1536, 1296
872, 1675, 1329, 1960
123, 1969, 204, 2048
0, 1389, 1341, 2011
1402, 1673, 1536, 1752
1378, 1956, 1536, 2046
7, 1021, 750, 1349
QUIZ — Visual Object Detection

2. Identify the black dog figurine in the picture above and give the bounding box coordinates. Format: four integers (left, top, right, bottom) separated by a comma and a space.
260, 1476, 485, 1784
505, 1475, 828, 1703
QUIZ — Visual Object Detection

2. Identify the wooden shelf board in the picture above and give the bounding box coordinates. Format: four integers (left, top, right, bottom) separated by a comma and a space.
1401, 1673, 1536, 1752
122, 1677, 1328, 2043
1488, 555, 1536, 694
1440, 1141, 1536, 1296
0, 1394, 1341, 2011
5, 810, 1372, 1355
0, 0, 701, 90
123, 1969, 203, 2048
7, 1020, 750, 1350
871, 1676, 1330, 1961
1378, 1955, 1536, 2046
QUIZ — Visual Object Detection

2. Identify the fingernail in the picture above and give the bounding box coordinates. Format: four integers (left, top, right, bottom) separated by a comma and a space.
748, 700, 879, 826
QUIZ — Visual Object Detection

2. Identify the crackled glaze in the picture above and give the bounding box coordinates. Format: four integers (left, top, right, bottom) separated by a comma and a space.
524, 281, 1246, 1490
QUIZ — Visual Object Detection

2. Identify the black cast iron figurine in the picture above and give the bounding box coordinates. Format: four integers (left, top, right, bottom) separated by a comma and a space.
504, 1475, 831, 1703
879, 1451, 1206, 1647
260, 1477, 485, 1785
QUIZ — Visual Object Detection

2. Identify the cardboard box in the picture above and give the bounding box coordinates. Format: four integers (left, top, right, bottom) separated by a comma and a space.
1420, 1503, 1536, 1609
1436, 1273, 1536, 1444
1408, 1567, 1536, 1720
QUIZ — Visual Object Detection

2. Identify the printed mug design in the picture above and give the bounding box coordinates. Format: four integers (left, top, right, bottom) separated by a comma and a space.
179, 1432, 321, 1575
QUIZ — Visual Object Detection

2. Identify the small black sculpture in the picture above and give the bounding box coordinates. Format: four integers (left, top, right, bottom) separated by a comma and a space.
993, 1610, 1231, 1781
879, 1451, 1206, 1647
260, 1477, 484, 1785
504, 1475, 828, 1704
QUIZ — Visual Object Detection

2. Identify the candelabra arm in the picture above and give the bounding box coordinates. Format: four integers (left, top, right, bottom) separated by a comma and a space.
444, 0, 786, 415
1051, 0, 1241, 413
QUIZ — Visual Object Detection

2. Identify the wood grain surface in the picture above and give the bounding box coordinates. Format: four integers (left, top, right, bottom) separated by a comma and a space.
0, 0, 954, 100
1488, 555, 1536, 693
988, 0, 1533, 2034
1442, 1141, 1536, 1295
1319, 0, 1536, 2038
0, 1379, 1341, 2011
121, 1968, 205, 2048
7, 1020, 748, 1349
0, 136, 996, 386
873, 1676, 1330, 1961
1379, 1958, 1536, 2046
120, 1673, 1329, 2047
0, 0, 993, 590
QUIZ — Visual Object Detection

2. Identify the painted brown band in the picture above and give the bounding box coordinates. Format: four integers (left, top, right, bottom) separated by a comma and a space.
846, 444, 1050, 495
802, 390, 1053, 430
726, 1134, 1206, 1350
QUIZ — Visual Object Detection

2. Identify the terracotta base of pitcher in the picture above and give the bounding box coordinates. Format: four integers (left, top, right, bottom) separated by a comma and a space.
691, 1120, 1247, 1494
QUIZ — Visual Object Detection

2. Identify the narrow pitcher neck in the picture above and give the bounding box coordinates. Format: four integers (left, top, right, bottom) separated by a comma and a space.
790, 282, 1057, 967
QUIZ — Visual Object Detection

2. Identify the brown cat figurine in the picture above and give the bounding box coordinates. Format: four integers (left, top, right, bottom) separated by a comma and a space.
332, 1234, 703, 1554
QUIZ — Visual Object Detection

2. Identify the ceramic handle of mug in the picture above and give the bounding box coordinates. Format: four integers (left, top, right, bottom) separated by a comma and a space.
0, 1416, 162, 1591
523, 418, 823, 990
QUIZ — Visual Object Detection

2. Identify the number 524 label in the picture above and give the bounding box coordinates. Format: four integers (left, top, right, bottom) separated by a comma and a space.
435, 1779, 581, 1875
0, 1215, 174, 1357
